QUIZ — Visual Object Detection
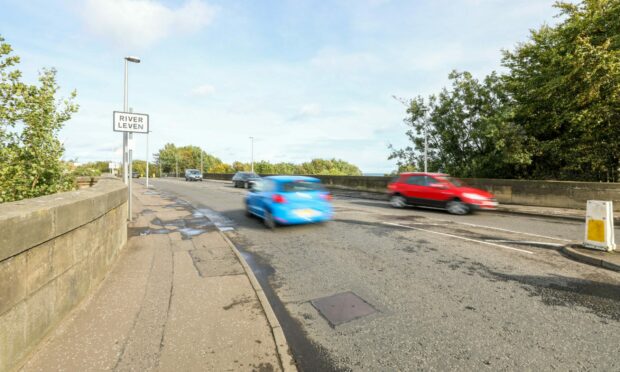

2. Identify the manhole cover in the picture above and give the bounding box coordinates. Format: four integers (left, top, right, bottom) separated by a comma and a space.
311, 291, 376, 327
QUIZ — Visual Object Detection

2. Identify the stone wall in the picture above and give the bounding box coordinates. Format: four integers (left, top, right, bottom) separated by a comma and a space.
201, 173, 620, 210
0, 175, 127, 371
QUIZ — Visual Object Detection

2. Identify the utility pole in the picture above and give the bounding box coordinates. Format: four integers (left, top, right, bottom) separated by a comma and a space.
200, 150, 203, 174
175, 152, 179, 178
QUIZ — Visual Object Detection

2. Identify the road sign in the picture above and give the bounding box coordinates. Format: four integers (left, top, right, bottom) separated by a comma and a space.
584, 200, 616, 251
113, 111, 149, 133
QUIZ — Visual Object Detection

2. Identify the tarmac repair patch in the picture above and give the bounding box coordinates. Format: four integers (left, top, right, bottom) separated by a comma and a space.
311, 291, 377, 327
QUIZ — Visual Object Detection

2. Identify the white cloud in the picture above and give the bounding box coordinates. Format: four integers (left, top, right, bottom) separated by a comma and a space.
191, 84, 216, 96
299, 103, 321, 116
310, 48, 379, 71
80, 0, 216, 49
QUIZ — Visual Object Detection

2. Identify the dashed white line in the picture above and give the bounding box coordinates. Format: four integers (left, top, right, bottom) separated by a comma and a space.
383, 222, 534, 255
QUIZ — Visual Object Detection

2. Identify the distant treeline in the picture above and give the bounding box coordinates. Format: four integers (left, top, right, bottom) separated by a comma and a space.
153, 143, 362, 176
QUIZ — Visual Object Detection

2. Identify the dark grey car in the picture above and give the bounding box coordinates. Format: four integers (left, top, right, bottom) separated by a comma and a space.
232, 172, 260, 188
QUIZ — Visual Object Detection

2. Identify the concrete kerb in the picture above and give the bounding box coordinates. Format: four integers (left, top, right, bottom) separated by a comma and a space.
561, 245, 620, 273
218, 231, 298, 372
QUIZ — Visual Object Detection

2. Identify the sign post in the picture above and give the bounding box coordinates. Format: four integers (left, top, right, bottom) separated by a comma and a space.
114, 111, 149, 221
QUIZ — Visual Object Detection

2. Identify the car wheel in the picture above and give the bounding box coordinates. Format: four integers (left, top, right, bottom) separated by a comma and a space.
390, 195, 407, 208
264, 210, 276, 230
447, 200, 470, 215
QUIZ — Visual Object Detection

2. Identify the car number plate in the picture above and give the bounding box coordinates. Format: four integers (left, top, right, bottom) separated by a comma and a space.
295, 209, 319, 217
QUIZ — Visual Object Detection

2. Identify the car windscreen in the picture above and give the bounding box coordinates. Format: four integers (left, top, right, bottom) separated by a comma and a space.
281, 181, 325, 192
188, 170, 200, 174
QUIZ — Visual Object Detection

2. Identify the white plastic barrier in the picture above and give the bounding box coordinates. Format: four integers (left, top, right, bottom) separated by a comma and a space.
584, 200, 616, 251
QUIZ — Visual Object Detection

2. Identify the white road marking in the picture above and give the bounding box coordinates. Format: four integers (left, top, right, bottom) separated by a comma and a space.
331, 199, 574, 243
427, 219, 573, 243
383, 222, 534, 255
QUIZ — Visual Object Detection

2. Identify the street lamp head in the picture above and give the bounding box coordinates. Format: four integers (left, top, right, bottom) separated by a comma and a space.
125, 56, 141, 63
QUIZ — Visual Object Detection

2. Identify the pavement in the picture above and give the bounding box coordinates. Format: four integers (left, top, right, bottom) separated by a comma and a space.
20, 182, 296, 372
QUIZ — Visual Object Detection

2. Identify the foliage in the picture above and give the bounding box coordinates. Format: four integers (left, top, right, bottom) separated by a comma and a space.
154, 143, 227, 175
389, 71, 530, 178
153, 143, 362, 176
390, 0, 620, 181
132, 160, 158, 177
502, 0, 620, 181
298, 158, 362, 175
0, 36, 78, 203
72, 161, 111, 176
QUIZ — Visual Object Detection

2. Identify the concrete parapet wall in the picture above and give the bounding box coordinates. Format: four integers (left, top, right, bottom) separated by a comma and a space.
202, 173, 620, 210
460, 178, 620, 211
0, 175, 127, 371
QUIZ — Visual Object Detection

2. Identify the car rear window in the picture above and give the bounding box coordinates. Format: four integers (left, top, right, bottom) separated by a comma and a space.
281, 181, 325, 192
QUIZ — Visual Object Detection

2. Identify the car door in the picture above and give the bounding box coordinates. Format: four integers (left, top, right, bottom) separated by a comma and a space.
401, 176, 428, 205
419, 176, 452, 207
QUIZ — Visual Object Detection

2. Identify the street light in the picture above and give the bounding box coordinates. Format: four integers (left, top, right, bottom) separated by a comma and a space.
249, 136, 254, 173
392, 95, 428, 173
123, 56, 140, 185
123, 56, 140, 222
146, 129, 151, 189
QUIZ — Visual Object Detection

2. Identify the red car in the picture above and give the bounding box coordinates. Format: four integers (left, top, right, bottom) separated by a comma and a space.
387, 172, 498, 215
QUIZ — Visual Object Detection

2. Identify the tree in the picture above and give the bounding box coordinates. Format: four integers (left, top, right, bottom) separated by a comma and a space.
153, 144, 228, 175
0, 36, 78, 203
389, 71, 530, 178
299, 158, 362, 175
73, 161, 111, 176
502, 0, 620, 181
210, 162, 235, 173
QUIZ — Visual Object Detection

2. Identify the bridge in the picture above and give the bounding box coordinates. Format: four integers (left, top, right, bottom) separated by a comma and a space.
1, 175, 619, 371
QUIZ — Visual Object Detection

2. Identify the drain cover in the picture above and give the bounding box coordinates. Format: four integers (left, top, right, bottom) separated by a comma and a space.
311, 292, 376, 327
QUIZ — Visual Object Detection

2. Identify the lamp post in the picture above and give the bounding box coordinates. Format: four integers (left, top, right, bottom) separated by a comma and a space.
249, 136, 254, 173
123, 56, 140, 185
146, 129, 150, 188
123, 56, 140, 222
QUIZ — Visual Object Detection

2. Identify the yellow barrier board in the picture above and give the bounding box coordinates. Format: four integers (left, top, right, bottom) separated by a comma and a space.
586, 219, 605, 242
584, 200, 615, 251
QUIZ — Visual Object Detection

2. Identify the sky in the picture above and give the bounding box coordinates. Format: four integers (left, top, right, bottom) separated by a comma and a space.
1, 0, 561, 173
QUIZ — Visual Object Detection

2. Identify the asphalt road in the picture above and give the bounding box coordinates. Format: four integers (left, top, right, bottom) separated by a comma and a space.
143, 178, 620, 371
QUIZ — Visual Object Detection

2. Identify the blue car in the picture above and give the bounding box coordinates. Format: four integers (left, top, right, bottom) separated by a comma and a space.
244, 176, 333, 229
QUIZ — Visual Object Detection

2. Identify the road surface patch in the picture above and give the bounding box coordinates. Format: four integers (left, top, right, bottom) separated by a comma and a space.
311, 292, 377, 327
